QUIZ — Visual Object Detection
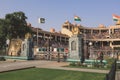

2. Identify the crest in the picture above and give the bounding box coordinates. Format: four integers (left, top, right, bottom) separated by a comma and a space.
72, 27, 80, 34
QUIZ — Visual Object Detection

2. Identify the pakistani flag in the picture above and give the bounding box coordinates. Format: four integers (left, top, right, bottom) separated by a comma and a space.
112, 14, 120, 21
74, 16, 81, 21
38, 18, 45, 23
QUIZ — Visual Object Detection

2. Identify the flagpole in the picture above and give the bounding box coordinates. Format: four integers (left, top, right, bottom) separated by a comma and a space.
37, 18, 45, 46
37, 25, 38, 46
37, 17, 39, 46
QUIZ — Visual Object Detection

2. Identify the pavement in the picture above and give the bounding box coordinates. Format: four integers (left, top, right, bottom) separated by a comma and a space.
0, 60, 109, 74
115, 71, 120, 80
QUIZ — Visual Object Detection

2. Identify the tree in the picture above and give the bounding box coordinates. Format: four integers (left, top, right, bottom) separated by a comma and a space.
0, 11, 32, 49
5, 11, 32, 39
0, 19, 8, 49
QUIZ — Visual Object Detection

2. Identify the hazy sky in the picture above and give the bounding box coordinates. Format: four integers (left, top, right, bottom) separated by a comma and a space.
0, 0, 120, 31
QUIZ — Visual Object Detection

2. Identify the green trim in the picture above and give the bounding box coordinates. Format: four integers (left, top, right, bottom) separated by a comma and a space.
67, 59, 107, 64
4, 56, 29, 60
113, 19, 118, 21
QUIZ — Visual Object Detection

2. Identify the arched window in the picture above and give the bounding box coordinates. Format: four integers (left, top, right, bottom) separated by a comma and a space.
71, 41, 76, 51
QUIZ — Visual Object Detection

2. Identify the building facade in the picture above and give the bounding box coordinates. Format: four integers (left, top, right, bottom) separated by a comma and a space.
61, 20, 120, 59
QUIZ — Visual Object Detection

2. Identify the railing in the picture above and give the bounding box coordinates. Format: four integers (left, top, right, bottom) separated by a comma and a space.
105, 59, 116, 80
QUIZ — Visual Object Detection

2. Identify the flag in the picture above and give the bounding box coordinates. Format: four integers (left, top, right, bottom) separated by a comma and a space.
38, 18, 45, 23
74, 16, 81, 21
112, 14, 120, 21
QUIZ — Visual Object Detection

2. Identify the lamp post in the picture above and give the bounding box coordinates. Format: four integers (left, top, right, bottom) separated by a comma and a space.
37, 27, 38, 46
6, 39, 10, 56
89, 42, 92, 59
48, 37, 50, 60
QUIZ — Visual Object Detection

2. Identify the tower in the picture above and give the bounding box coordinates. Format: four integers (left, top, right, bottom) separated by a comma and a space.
68, 27, 84, 62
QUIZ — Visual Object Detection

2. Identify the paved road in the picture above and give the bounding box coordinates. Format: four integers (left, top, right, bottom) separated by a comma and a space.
0, 60, 109, 74
116, 71, 120, 80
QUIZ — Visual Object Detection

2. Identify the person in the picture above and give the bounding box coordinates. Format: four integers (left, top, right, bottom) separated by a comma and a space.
63, 53, 67, 62
57, 52, 60, 62
100, 52, 104, 64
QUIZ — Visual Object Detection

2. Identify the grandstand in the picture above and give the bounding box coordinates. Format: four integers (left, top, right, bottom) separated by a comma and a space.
61, 20, 120, 60
28, 24, 69, 60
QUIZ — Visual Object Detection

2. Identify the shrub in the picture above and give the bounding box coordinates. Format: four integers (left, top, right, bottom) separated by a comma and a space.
0, 56, 6, 61
106, 58, 115, 68
69, 62, 76, 66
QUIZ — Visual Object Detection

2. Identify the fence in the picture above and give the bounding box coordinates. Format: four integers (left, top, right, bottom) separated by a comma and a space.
105, 59, 116, 80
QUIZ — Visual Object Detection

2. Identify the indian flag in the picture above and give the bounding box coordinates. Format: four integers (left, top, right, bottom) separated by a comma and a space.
113, 14, 120, 21
74, 16, 81, 21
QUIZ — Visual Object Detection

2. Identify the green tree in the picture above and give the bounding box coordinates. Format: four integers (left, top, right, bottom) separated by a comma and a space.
5, 11, 32, 39
0, 19, 8, 49
0, 11, 32, 49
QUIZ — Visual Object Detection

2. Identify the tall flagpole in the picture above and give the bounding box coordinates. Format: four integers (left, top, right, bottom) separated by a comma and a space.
37, 18, 45, 46
37, 25, 38, 46
37, 18, 39, 46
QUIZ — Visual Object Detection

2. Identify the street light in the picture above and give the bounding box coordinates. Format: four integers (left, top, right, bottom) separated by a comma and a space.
6, 39, 10, 56
89, 42, 92, 59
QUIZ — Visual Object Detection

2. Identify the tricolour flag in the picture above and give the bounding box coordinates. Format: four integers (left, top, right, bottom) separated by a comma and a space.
112, 14, 120, 21
74, 16, 81, 21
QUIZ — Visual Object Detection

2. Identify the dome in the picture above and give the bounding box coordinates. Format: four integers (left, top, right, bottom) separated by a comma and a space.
65, 20, 69, 23
98, 24, 105, 28
50, 28, 55, 33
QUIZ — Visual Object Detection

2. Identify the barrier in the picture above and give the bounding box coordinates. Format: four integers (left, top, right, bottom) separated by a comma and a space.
67, 59, 107, 64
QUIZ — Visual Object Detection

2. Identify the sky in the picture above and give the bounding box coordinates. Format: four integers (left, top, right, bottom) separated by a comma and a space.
0, 0, 120, 32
